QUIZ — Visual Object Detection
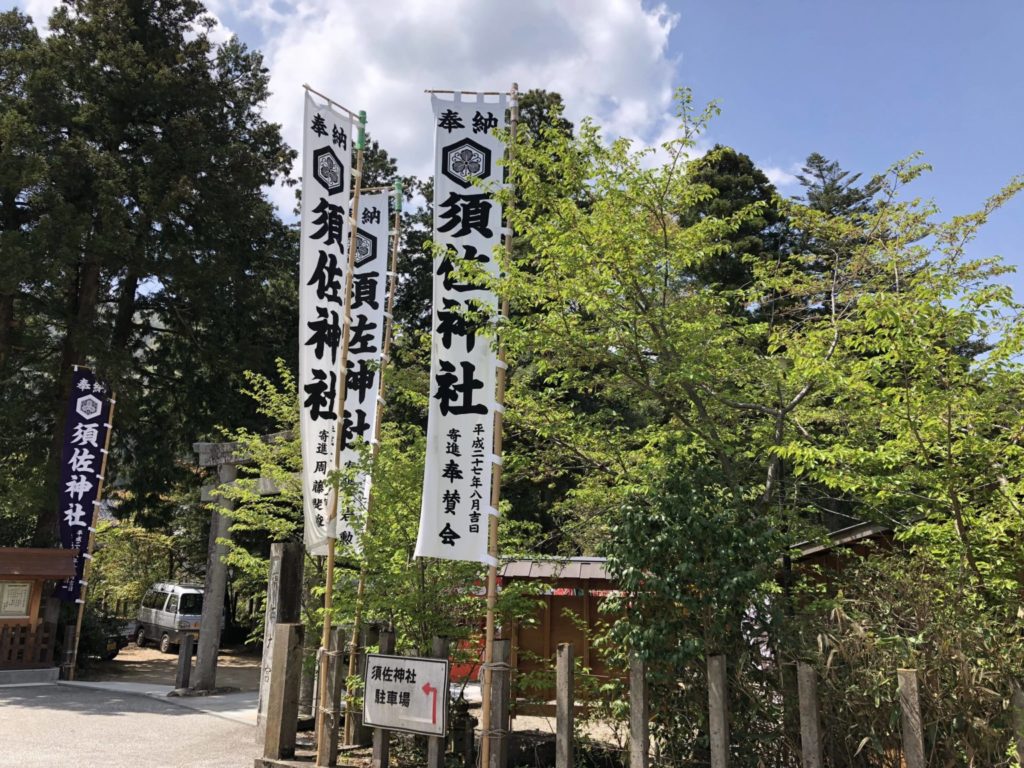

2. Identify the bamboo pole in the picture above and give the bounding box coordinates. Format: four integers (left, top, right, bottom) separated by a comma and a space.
304, 84, 362, 119
424, 89, 512, 96
66, 378, 116, 681
479, 81, 518, 768
342, 181, 404, 745
315, 108, 367, 767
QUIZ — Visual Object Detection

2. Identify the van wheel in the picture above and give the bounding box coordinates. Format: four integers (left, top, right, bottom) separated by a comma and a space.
159, 634, 173, 654
136, 627, 146, 647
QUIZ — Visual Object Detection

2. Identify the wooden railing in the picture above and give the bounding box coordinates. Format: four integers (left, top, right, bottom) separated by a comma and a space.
0, 622, 55, 669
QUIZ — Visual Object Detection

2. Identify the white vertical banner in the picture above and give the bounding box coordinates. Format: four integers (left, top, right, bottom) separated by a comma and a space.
337, 191, 391, 547
415, 93, 507, 564
299, 92, 353, 556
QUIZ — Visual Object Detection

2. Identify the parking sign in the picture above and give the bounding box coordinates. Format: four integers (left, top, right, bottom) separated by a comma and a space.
362, 653, 450, 736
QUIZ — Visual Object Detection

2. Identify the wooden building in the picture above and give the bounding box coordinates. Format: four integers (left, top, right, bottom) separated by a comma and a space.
0, 547, 76, 680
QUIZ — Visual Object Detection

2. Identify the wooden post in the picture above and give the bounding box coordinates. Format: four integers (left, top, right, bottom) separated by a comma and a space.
175, 634, 195, 690
371, 630, 395, 768
1013, 686, 1024, 764
66, 388, 116, 680
257, 541, 304, 739
352, 623, 379, 746
796, 662, 823, 768
556, 643, 575, 768
480, 82, 518, 768
426, 636, 450, 768
897, 668, 925, 768
263, 623, 304, 760
708, 655, 729, 768
629, 655, 649, 768
485, 638, 511, 768
60, 624, 75, 679
315, 106, 367, 768
194, 451, 237, 692
322, 626, 345, 766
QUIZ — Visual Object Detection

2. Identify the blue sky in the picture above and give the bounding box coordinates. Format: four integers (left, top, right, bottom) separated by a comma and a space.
675, 1, 1024, 301
16, 0, 1024, 301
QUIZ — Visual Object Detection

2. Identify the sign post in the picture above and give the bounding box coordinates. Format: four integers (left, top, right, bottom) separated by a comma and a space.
362, 653, 450, 738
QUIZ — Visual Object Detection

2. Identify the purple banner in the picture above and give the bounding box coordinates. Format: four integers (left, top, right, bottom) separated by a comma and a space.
55, 368, 113, 602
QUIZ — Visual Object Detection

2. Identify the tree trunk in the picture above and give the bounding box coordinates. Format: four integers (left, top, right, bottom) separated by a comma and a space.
0, 292, 13, 369
33, 248, 103, 545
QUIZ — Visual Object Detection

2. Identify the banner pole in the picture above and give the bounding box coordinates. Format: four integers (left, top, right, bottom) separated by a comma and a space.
342, 181, 404, 745
480, 81, 518, 768
66, 390, 116, 681
315, 109, 368, 766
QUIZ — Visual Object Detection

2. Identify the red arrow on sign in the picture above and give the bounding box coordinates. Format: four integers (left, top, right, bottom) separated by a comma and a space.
422, 681, 438, 725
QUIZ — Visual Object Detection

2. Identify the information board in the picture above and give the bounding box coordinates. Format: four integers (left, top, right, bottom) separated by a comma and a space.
0, 582, 31, 617
362, 653, 450, 737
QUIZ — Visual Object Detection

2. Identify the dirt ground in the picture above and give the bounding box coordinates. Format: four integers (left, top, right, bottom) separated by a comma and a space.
78, 643, 262, 690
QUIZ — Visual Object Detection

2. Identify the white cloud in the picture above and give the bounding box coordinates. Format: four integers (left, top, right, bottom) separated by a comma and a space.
254, 0, 682, 209
762, 163, 801, 190
17, 0, 60, 31
16, 0, 685, 212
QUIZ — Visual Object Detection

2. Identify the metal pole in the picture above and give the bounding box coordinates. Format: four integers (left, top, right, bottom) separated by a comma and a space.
315, 108, 368, 767
343, 181, 404, 745
66, 390, 116, 681
480, 81, 518, 768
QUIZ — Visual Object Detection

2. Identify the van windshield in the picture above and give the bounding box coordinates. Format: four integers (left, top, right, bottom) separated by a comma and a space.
178, 594, 203, 615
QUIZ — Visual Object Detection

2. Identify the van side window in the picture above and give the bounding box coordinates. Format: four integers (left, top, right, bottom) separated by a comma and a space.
166, 595, 179, 614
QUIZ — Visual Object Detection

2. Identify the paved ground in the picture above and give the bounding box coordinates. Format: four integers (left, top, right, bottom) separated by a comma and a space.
0, 684, 258, 768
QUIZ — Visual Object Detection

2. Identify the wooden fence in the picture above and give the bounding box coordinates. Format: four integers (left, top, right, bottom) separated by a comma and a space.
0, 622, 56, 669
554, 648, 1024, 768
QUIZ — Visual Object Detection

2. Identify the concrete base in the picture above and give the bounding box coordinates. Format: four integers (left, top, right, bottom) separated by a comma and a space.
0, 667, 59, 686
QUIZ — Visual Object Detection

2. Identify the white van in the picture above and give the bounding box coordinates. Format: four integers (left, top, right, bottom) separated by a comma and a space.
136, 582, 204, 654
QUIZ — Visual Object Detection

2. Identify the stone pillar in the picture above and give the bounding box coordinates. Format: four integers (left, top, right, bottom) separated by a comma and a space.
257, 541, 304, 738
193, 461, 234, 691
262, 623, 304, 760
175, 634, 195, 690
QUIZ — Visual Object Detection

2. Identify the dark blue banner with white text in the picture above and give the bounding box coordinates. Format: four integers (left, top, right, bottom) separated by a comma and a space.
55, 368, 113, 602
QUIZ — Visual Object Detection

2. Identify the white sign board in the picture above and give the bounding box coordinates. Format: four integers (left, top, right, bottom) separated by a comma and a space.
0, 582, 31, 617
362, 653, 450, 736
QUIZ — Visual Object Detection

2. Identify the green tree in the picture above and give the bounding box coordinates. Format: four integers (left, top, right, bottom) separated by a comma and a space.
797, 151, 882, 217
680, 144, 787, 304
0, 0, 297, 542
496, 88, 1024, 760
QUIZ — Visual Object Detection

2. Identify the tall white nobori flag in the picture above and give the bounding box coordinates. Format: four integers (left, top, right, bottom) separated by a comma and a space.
337, 191, 391, 548
415, 94, 507, 564
299, 92, 353, 556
